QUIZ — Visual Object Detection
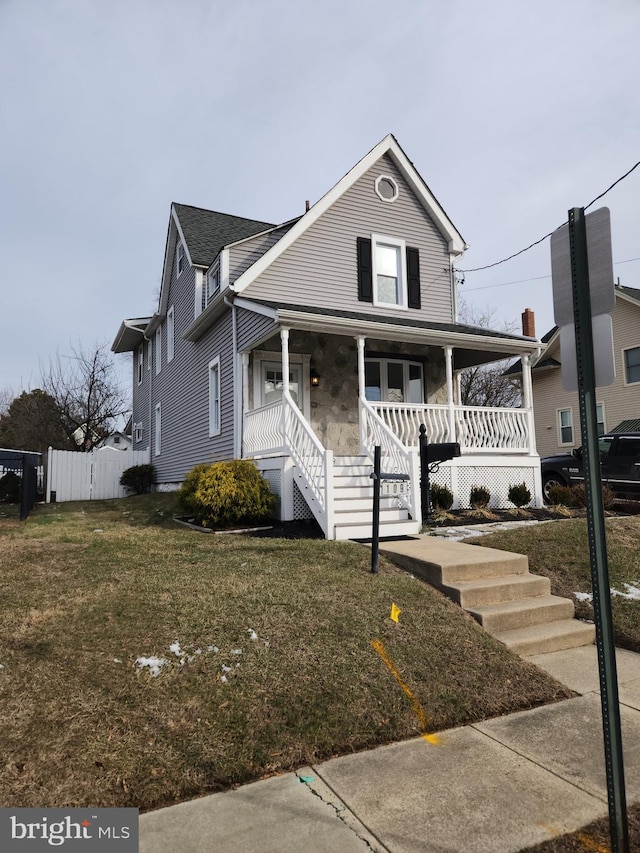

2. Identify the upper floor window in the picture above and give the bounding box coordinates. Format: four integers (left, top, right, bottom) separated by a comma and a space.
176, 242, 185, 277
147, 338, 152, 370
597, 403, 605, 436
155, 326, 162, 374
167, 306, 175, 362
134, 422, 143, 443
137, 345, 143, 385
624, 346, 640, 384
375, 174, 399, 203
558, 408, 573, 445
357, 236, 421, 309
207, 266, 220, 301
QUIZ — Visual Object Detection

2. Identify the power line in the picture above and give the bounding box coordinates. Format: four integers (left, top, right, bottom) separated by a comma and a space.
461, 256, 640, 293
458, 158, 640, 273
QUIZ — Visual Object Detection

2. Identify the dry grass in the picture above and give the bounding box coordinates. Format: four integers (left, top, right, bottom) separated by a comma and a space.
0, 494, 571, 811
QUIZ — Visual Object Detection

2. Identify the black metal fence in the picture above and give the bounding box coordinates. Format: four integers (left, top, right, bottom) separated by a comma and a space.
0, 450, 42, 520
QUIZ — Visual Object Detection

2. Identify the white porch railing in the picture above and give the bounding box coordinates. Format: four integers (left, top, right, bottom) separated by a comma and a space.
359, 398, 421, 522
369, 402, 531, 454
243, 397, 334, 537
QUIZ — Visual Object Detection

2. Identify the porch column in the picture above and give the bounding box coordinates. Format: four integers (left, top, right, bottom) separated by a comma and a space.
444, 345, 456, 443
522, 353, 537, 455
280, 328, 290, 396
241, 352, 250, 413
356, 336, 366, 399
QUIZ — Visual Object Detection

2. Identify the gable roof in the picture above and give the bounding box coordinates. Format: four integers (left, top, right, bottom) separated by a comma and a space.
231, 134, 467, 295
172, 204, 275, 268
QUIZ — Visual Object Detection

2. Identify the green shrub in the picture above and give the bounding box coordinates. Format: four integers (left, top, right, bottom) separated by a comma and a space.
177, 460, 276, 527
430, 482, 453, 510
548, 484, 577, 507
0, 471, 20, 503
508, 482, 531, 508
469, 485, 491, 509
120, 464, 155, 494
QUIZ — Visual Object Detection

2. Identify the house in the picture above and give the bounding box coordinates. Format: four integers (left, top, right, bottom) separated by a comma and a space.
112, 135, 544, 539
513, 285, 640, 459
96, 431, 133, 451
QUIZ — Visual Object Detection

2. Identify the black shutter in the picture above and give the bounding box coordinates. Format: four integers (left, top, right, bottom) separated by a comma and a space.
406, 247, 421, 309
357, 237, 373, 302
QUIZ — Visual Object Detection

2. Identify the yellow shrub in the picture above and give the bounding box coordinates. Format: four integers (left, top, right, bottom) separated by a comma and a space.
178, 460, 276, 526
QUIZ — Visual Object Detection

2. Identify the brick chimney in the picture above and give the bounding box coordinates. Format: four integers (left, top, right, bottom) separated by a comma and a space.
521, 307, 536, 338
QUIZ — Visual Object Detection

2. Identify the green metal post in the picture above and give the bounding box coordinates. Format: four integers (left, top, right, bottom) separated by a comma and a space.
569, 207, 629, 852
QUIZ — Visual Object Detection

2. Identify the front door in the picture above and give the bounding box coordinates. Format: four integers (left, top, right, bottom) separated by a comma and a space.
261, 361, 303, 408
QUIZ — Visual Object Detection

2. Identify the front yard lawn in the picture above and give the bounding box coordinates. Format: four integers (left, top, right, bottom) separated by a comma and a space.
0, 495, 570, 811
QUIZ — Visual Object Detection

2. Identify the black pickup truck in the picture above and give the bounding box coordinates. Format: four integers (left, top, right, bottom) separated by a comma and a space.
540, 432, 640, 503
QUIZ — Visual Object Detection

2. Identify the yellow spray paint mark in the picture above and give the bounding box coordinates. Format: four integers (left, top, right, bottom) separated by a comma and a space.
390, 603, 401, 623
371, 639, 438, 744
575, 833, 611, 853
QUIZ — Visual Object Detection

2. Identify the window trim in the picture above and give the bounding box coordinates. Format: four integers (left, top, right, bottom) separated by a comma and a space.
207, 264, 220, 302
155, 326, 162, 375
154, 403, 161, 456
176, 242, 184, 277
208, 356, 221, 437
371, 234, 408, 310
167, 306, 175, 362
146, 338, 152, 371
596, 402, 606, 436
137, 345, 143, 385
622, 345, 640, 386
557, 407, 574, 447
134, 422, 143, 443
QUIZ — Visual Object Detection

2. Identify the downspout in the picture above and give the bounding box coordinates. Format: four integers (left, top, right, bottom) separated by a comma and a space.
224, 295, 240, 458
144, 333, 153, 463
356, 336, 366, 453
450, 255, 458, 322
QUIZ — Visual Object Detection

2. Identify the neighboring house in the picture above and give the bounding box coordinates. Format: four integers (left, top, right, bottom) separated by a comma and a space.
96, 431, 133, 451
510, 284, 640, 459
112, 134, 543, 539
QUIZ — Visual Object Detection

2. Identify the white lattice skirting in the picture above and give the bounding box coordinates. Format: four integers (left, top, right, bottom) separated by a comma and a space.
430, 456, 543, 509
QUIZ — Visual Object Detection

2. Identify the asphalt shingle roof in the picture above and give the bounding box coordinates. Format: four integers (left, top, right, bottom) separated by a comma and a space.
173, 203, 276, 267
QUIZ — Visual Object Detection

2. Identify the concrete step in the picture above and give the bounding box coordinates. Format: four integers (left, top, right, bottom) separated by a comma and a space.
379, 538, 529, 586
495, 619, 596, 656
442, 573, 551, 609
467, 595, 575, 633
334, 520, 420, 540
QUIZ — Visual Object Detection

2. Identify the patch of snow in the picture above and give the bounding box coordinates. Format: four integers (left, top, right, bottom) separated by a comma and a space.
113, 658, 122, 663
221, 665, 232, 673
611, 583, 640, 600
136, 656, 169, 677
230, 649, 242, 655
207, 645, 219, 653
0, 664, 4, 669
220, 675, 228, 683
574, 592, 593, 603
169, 641, 182, 657
247, 630, 258, 641
93, 529, 103, 533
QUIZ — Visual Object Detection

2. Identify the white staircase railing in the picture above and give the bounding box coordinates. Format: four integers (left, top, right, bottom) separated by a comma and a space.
243, 396, 334, 538
359, 398, 421, 523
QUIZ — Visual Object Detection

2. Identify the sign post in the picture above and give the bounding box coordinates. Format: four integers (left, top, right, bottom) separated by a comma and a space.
564, 207, 629, 852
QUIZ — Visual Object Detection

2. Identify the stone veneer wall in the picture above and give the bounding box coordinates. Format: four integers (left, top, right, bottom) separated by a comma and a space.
250, 331, 447, 456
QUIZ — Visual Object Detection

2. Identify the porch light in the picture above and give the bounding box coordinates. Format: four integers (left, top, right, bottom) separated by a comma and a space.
310, 368, 321, 387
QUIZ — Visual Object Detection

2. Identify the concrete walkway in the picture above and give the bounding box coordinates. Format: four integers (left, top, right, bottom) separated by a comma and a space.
140, 644, 640, 853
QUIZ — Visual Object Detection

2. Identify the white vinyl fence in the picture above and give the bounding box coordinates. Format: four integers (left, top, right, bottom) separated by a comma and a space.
46, 447, 151, 502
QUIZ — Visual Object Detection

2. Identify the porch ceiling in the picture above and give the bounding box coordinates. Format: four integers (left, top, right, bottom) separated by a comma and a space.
242, 299, 540, 364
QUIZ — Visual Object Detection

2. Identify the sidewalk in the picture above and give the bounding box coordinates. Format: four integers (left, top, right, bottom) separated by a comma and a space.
139, 644, 640, 853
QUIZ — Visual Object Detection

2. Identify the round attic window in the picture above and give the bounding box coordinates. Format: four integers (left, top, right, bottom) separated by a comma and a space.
375, 175, 399, 202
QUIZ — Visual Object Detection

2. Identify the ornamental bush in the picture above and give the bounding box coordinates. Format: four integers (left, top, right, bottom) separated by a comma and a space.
0, 471, 20, 503
508, 482, 531, 508
120, 464, 155, 494
430, 482, 454, 511
547, 484, 577, 507
469, 485, 491, 509
177, 460, 276, 527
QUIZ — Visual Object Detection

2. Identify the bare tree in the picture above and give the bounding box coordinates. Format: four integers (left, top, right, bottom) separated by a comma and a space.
457, 302, 521, 408
40, 342, 129, 451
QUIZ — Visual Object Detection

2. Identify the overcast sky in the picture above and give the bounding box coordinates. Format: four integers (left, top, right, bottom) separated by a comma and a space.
1, 0, 638, 404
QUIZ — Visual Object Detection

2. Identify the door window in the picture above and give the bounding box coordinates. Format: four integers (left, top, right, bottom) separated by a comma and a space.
262, 362, 301, 406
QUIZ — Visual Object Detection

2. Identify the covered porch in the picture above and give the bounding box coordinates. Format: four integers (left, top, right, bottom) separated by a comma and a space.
236, 303, 542, 538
